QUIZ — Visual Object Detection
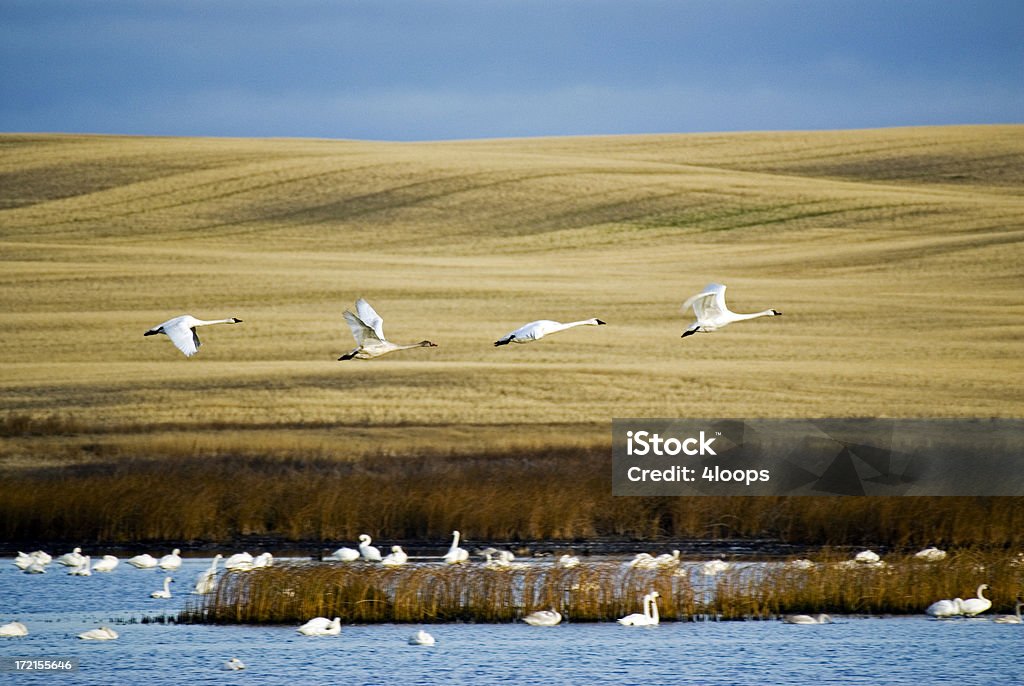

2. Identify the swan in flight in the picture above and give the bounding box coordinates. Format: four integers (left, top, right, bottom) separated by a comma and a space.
338, 298, 436, 360
926, 598, 964, 618
408, 629, 436, 645
126, 553, 158, 569
618, 591, 660, 626
158, 549, 183, 571
783, 613, 832, 624
680, 283, 781, 338
960, 584, 992, 617
223, 658, 246, 670
78, 626, 118, 640
0, 621, 28, 637
297, 617, 342, 636
992, 601, 1023, 624
56, 547, 86, 567
523, 609, 563, 626
358, 535, 382, 562
494, 318, 606, 346
442, 530, 469, 564
92, 555, 119, 573
144, 315, 243, 357
151, 577, 174, 599
381, 545, 408, 567
914, 547, 947, 562
326, 545, 361, 562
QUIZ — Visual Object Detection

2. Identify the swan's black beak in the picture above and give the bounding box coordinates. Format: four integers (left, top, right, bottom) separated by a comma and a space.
771, 310, 782, 316
232, 318, 244, 323
596, 319, 607, 325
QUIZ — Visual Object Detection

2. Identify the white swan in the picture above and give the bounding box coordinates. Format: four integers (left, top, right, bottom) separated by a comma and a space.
338, 298, 436, 360
788, 558, 816, 570
68, 556, 92, 576
854, 550, 881, 564
224, 552, 254, 571
914, 547, 947, 562
158, 549, 183, 571
700, 559, 731, 576
78, 626, 118, 640
680, 283, 781, 338
926, 598, 964, 618
223, 658, 246, 670
618, 591, 660, 626
252, 552, 273, 568
56, 547, 86, 567
194, 554, 222, 595
442, 530, 469, 564
408, 629, 436, 645
358, 535, 382, 562
23, 561, 46, 574
783, 613, 832, 624
654, 550, 681, 568
92, 555, 119, 573
144, 314, 243, 357
327, 545, 361, 562
960, 584, 992, 617
381, 545, 408, 567
151, 576, 174, 599
297, 617, 341, 636
15, 551, 50, 570
0, 621, 28, 637
126, 553, 158, 569
629, 552, 656, 569
992, 601, 1023, 624
523, 609, 563, 626
494, 318, 606, 346
556, 554, 580, 569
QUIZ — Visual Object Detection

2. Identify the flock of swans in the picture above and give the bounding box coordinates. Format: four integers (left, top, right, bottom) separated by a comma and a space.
144, 284, 782, 358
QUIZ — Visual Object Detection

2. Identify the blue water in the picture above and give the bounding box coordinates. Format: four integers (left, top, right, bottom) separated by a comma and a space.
1, 557, 1021, 685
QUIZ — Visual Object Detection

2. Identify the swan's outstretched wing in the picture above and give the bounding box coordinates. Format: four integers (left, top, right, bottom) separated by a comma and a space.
344, 300, 385, 346
682, 283, 728, 321
355, 298, 386, 340
163, 319, 201, 357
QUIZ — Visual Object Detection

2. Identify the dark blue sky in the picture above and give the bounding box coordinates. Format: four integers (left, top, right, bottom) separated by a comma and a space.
2, 0, 1021, 140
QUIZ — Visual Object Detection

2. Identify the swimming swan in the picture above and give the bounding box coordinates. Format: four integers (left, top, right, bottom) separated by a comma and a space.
297, 617, 341, 636
327, 545, 361, 562
68, 556, 92, 576
0, 621, 28, 637
223, 658, 246, 670
194, 554, 222, 595
408, 629, 436, 645
145, 315, 242, 357
914, 547, 947, 562
151, 576, 174, 599
126, 554, 158, 569
556, 554, 580, 569
358, 535, 382, 562
926, 598, 964, 618
960, 584, 992, 617
523, 609, 563, 626
494, 318, 606, 346
338, 298, 436, 360
442, 530, 469, 564
381, 545, 408, 567
992, 601, 1023, 624
783, 613, 832, 624
78, 626, 118, 640
158, 549, 183, 571
618, 592, 660, 626
92, 555, 119, 573
680, 283, 780, 338
56, 547, 86, 567
224, 552, 254, 571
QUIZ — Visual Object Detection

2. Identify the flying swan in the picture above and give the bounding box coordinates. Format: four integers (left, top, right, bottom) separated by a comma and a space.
494, 318, 605, 346
338, 298, 436, 360
680, 283, 780, 338
144, 315, 243, 357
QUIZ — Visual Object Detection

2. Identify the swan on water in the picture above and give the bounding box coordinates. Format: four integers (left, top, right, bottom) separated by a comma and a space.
992, 601, 1023, 624
618, 591, 660, 626
358, 535, 382, 562
78, 627, 118, 640
0, 621, 28, 637
960, 584, 992, 617
327, 545, 361, 562
145, 315, 243, 357
926, 598, 964, 618
494, 318, 606, 346
68, 556, 92, 576
158, 549, 183, 571
783, 613, 832, 624
151, 577, 174, 599
223, 658, 246, 670
854, 550, 881, 564
914, 547, 947, 562
523, 609, 563, 626
297, 617, 341, 636
680, 283, 781, 338
126, 554, 158, 569
654, 550, 681, 568
700, 559, 731, 576
556, 554, 580, 569
442, 531, 469, 564
381, 545, 408, 567
194, 555, 222, 595
224, 552, 254, 571
408, 629, 436, 645
338, 298, 436, 360
56, 547, 86, 567
252, 552, 273, 568
92, 555, 119, 573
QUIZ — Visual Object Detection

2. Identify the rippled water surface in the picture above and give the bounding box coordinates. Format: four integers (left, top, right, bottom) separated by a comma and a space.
1, 557, 1021, 685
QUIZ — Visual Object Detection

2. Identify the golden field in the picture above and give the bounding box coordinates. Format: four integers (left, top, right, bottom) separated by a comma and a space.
2, 125, 1022, 468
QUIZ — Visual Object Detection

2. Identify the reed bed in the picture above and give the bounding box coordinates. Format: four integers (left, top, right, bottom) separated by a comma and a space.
183, 550, 1024, 624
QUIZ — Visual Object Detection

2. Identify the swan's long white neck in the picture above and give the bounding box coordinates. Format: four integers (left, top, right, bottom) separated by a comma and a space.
163, 577, 171, 592
194, 318, 238, 327
976, 585, 989, 600
731, 309, 777, 322
450, 531, 461, 550
553, 319, 601, 333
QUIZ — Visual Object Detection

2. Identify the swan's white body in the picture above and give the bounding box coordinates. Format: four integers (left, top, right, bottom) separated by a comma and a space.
629, 553, 656, 569
783, 613, 832, 624
654, 550, 681, 568
151, 577, 174, 599
442, 530, 469, 564
158, 549, 183, 571
381, 545, 408, 567
358, 535, 382, 562
68, 556, 92, 576
224, 552, 254, 571
56, 547, 86, 567
494, 318, 606, 346
789, 558, 816, 570
78, 626, 118, 640
854, 550, 880, 564
926, 598, 964, 618
680, 283, 781, 338
23, 561, 47, 574
126, 554, 158, 569
92, 555, 119, 573
144, 315, 243, 357
557, 554, 580, 569
327, 546, 361, 562
223, 658, 246, 670
524, 609, 563, 626
992, 601, 1023, 624
339, 298, 436, 360
914, 547, 947, 562
701, 559, 731, 576
252, 552, 273, 568
408, 629, 436, 645
194, 555, 222, 595
960, 585, 992, 617
297, 617, 341, 636
0, 621, 28, 637
618, 592, 660, 626
15, 551, 51, 569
